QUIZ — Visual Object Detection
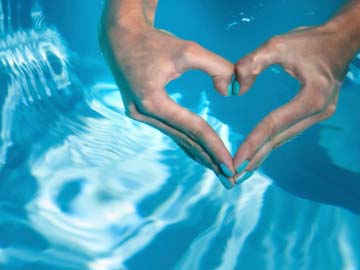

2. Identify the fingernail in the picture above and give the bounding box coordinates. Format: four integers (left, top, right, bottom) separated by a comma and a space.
236, 170, 254, 185
232, 80, 241, 96
220, 163, 234, 177
236, 160, 249, 174
218, 175, 234, 189
227, 82, 233, 96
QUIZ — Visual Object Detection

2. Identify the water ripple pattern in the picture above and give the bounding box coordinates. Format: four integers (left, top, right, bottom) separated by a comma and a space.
0, 2, 360, 270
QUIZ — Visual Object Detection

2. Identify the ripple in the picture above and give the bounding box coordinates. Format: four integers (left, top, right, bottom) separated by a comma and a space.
1, 11, 360, 270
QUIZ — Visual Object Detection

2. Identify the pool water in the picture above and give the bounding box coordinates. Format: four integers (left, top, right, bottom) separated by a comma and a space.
1, 0, 360, 269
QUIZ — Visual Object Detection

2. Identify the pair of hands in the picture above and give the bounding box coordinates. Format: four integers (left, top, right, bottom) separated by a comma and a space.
99, 18, 355, 189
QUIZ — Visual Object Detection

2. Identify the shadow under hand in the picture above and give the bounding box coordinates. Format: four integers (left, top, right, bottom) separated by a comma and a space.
263, 81, 360, 215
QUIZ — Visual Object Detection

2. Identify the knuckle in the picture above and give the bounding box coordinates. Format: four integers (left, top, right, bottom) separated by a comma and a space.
235, 61, 246, 76
313, 97, 327, 112
246, 54, 257, 65
179, 137, 194, 151
303, 95, 327, 113
191, 118, 207, 139
264, 116, 281, 137
240, 133, 266, 160
267, 35, 286, 50
243, 137, 257, 155
183, 41, 201, 59
322, 103, 337, 119
138, 98, 157, 114
314, 73, 333, 90
235, 57, 256, 79
235, 61, 242, 71
125, 106, 142, 121
248, 54, 260, 70
305, 74, 337, 114
176, 139, 199, 161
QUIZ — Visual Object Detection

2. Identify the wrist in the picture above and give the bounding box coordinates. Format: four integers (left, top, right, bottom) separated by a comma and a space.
324, 3, 360, 56
101, 0, 153, 33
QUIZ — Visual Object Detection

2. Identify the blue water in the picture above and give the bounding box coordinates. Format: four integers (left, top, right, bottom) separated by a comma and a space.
1, 0, 360, 269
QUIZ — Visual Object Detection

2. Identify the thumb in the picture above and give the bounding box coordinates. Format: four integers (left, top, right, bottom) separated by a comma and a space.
182, 42, 235, 96
234, 37, 285, 95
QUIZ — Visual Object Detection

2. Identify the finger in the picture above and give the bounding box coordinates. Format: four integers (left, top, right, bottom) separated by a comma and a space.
234, 36, 288, 95
122, 89, 217, 168
137, 90, 236, 182
233, 87, 326, 174
120, 89, 217, 170
182, 42, 235, 96
245, 102, 337, 171
127, 104, 213, 169
233, 111, 320, 185
126, 101, 235, 189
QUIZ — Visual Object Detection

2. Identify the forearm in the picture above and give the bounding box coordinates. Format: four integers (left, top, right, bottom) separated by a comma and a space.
102, 0, 158, 30
325, 0, 360, 55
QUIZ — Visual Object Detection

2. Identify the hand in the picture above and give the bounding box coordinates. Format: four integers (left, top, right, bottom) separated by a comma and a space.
99, 13, 237, 187
232, 24, 359, 183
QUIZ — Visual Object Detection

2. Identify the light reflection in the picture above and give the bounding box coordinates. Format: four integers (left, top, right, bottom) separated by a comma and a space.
0, 5, 360, 270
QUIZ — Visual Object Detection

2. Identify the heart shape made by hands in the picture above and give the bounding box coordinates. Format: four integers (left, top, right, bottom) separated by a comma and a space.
101, 20, 347, 190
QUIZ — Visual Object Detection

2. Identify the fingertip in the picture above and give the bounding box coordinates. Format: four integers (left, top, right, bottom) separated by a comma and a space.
234, 54, 263, 95
233, 68, 255, 95
220, 163, 235, 178
227, 74, 238, 97
214, 76, 235, 97
227, 81, 233, 97
234, 147, 252, 173
235, 170, 255, 185
187, 45, 235, 97
233, 159, 255, 185
218, 174, 235, 190
232, 80, 241, 96
235, 160, 250, 174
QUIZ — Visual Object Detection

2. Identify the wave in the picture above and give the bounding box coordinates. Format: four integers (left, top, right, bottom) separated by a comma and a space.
0, 5, 359, 269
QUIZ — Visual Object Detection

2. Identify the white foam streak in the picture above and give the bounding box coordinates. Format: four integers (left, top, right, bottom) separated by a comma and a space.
217, 174, 271, 270
2, 18, 360, 270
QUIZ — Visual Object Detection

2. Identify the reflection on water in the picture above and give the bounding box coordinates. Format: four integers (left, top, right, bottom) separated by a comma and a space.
0, 4, 360, 270
24, 82, 272, 270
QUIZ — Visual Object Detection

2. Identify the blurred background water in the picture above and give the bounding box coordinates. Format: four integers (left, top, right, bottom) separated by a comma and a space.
0, 0, 360, 269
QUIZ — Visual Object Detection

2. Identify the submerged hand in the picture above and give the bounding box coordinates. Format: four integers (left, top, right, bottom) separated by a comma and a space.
232, 23, 360, 183
99, 9, 236, 187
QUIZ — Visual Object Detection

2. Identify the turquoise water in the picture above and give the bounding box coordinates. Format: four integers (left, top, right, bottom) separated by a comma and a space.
1, 0, 360, 269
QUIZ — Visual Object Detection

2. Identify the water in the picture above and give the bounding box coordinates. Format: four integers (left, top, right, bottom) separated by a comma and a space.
1, 0, 360, 269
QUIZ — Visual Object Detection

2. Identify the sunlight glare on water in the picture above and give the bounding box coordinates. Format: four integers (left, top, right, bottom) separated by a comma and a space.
0, 1, 360, 270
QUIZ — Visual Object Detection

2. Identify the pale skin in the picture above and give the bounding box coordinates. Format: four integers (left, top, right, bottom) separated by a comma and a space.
100, 0, 360, 188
